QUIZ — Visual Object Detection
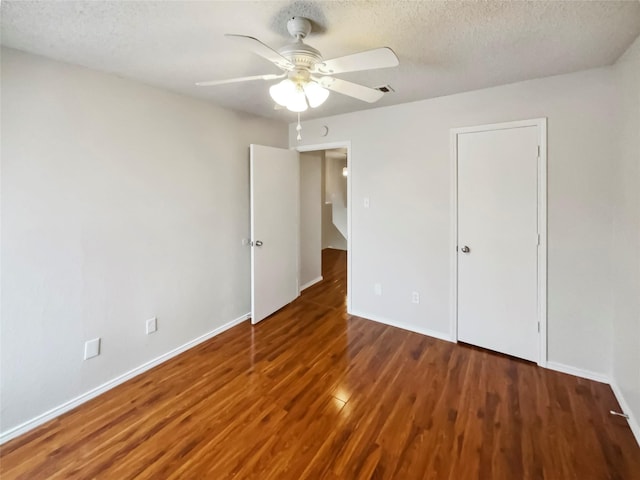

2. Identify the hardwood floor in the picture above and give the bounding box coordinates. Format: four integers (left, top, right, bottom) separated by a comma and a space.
2, 248, 639, 479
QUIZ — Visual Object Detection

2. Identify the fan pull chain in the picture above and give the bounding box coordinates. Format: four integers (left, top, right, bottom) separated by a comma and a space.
296, 113, 302, 141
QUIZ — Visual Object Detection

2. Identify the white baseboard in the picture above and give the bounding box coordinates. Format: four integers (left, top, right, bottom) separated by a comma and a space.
349, 310, 454, 343
299, 276, 323, 291
545, 361, 610, 384
0, 313, 250, 445
609, 380, 640, 447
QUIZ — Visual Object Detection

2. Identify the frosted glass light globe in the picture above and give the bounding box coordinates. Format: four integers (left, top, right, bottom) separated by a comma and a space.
287, 88, 308, 112
269, 79, 297, 107
303, 81, 329, 108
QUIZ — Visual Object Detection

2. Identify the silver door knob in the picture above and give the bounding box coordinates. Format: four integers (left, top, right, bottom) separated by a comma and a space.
461, 246, 470, 253
255, 240, 263, 247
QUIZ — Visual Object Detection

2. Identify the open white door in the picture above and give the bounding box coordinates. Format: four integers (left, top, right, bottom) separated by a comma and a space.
250, 144, 299, 324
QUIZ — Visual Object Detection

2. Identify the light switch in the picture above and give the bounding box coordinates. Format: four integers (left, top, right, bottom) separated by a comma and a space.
146, 317, 157, 334
84, 338, 101, 360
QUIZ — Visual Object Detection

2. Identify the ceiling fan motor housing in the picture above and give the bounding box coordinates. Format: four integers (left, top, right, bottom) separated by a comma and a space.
279, 17, 323, 71
278, 42, 322, 70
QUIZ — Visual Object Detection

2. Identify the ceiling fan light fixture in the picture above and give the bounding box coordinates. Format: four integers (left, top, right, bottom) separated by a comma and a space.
269, 79, 308, 111
269, 77, 329, 112
303, 81, 329, 108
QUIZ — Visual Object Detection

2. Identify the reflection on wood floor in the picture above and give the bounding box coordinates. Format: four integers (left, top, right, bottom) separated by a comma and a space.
1, 247, 639, 479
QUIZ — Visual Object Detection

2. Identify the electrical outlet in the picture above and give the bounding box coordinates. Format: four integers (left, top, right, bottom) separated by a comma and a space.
84, 338, 101, 360
146, 317, 157, 335
412, 291, 420, 304
374, 283, 382, 296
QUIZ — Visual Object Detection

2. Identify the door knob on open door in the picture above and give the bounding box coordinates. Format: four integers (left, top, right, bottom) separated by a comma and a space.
255, 240, 263, 247
461, 246, 470, 253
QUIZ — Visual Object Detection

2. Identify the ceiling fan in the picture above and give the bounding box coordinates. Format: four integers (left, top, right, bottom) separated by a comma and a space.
196, 17, 399, 113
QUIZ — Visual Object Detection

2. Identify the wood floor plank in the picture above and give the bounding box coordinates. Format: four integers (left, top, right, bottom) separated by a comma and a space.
1, 248, 639, 479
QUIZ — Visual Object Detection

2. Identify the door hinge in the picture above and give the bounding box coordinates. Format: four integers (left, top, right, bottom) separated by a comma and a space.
537, 321, 541, 333
537, 234, 541, 246
537, 145, 541, 158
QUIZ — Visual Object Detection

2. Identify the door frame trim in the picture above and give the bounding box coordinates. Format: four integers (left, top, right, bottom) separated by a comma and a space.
449, 118, 548, 367
295, 141, 352, 313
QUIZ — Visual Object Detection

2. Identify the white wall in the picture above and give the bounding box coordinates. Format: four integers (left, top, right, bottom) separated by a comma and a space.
0, 48, 287, 436
291, 67, 617, 375
612, 36, 640, 440
322, 152, 348, 250
299, 151, 322, 288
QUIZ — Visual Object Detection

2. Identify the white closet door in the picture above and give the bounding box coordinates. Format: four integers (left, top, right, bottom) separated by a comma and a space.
457, 126, 539, 362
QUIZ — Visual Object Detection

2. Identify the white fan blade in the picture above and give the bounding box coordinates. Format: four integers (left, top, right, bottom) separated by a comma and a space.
225, 34, 294, 70
313, 47, 399, 75
313, 76, 384, 103
196, 73, 284, 87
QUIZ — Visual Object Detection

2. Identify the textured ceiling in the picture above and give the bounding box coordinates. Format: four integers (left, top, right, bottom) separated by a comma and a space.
2, 1, 640, 121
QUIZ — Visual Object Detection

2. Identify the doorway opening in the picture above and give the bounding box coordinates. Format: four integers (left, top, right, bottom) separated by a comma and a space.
298, 143, 351, 312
